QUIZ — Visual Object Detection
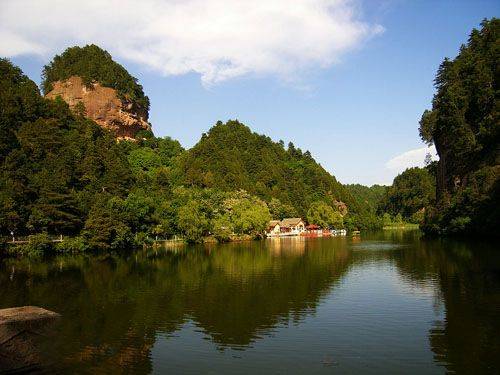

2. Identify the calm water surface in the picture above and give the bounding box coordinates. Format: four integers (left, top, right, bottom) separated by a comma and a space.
1, 230, 499, 374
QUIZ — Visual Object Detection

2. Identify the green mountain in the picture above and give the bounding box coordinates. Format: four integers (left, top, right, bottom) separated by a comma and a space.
419, 18, 499, 235
178, 120, 361, 217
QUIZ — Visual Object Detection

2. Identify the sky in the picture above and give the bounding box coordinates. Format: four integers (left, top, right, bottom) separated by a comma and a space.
1, 0, 498, 185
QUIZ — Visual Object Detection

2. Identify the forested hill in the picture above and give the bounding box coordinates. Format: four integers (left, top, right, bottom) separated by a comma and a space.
179, 120, 360, 217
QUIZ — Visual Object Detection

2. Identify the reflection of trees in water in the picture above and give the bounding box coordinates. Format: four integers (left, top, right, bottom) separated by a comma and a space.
0, 238, 352, 372
182, 238, 351, 347
2, 233, 498, 373
390, 236, 500, 374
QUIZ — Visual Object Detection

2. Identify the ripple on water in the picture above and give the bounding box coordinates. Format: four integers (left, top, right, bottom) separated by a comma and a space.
350, 241, 409, 251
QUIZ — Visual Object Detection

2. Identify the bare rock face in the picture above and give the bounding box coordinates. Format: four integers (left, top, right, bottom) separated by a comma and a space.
46, 76, 151, 140
0, 306, 60, 373
333, 200, 348, 216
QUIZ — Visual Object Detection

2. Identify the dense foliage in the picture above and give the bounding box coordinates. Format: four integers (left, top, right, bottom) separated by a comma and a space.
0, 71, 276, 251
179, 120, 363, 216
346, 184, 387, 214
378, 167, 435, 224
0, 58, 44, 161
419, 18, 499, 235
42, 44, 150, 110
306, 201, 343, 229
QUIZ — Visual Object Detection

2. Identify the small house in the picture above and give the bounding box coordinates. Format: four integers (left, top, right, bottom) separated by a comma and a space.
267, 220, 281, 236
280, 218, 306, 234
266, 218, 306, 236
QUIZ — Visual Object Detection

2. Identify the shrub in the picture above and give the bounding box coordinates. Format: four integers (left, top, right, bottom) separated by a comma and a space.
55, 236, 87, 253
134, 232, 153, 246
447, 217, 472, 234
9, 233, 53, 258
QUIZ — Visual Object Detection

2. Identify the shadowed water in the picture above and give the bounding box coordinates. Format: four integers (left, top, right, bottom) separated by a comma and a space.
1, 230, 499, 374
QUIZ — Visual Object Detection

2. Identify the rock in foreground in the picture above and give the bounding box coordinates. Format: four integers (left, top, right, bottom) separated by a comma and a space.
0, 306, 60, 373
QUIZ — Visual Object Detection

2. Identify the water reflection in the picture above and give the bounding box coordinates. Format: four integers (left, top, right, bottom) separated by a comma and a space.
393, 237, 500, 374
1, 231, 499, 373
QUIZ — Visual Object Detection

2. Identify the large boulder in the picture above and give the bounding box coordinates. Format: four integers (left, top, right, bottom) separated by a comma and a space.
0, 306, 60, 373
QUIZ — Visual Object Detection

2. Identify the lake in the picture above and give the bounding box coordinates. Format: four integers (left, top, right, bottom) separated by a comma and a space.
1, 230, 499, 374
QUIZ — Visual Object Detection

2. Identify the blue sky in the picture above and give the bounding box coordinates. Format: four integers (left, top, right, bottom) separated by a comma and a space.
2, 0, 498, 185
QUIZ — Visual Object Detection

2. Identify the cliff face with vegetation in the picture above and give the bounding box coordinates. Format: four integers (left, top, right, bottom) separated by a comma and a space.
419, 18, 499, 235
42, 45, 150, 139
45, 76, 150, 139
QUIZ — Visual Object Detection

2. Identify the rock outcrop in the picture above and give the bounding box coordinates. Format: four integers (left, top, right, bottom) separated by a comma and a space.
46, 76, 151, 140
0, 306, 60, 372
333, 200, 348, 216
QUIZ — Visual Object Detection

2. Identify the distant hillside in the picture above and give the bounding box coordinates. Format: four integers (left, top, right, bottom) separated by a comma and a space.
179, 120, 361, 217
346, 184, 387, 213
378, 167, 435, 223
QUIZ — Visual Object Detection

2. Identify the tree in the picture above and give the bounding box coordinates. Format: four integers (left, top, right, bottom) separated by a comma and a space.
0, 59, 43, 161
382, 213, 392, 226
83, 201, 134, 251
211, 213, 233, 242
306, 201, 343, 229
268, 198, 296, 219
394, 213, 403, 225
229, 196, 271, 236
27, 190, 83, 234
127, 147, 162, 177
178, 200, 209, 242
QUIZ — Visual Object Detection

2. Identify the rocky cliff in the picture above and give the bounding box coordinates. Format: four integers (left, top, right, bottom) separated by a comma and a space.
46, 76, 150, 139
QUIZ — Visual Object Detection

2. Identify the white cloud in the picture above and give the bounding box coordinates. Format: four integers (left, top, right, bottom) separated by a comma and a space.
385, 145, 438, 174
0, 0, 383, 85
